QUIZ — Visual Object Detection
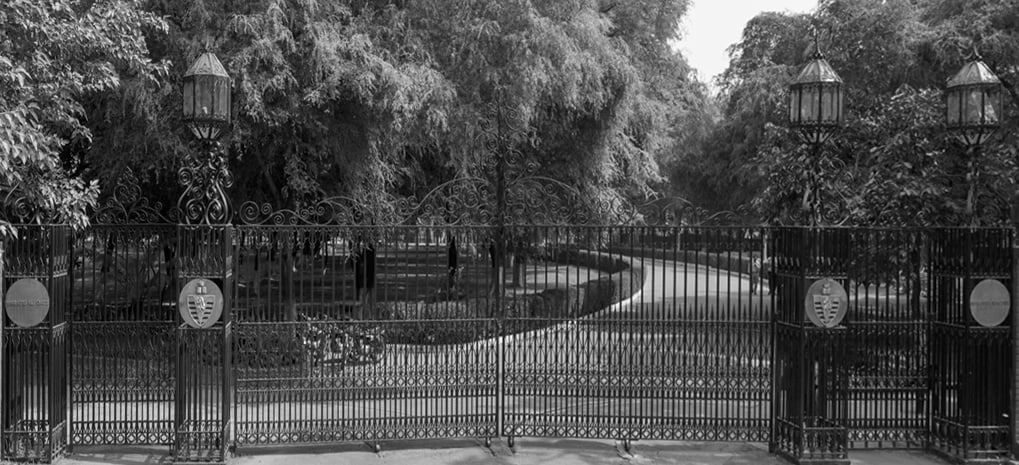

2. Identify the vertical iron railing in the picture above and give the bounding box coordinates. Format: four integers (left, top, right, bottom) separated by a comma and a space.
230, 226, 498, 448
928, 228, 1012, 462
1, 225, 70, 463
5, 221, 1012, 462
68, 225, 177, 447
173, 225, 232, 462
843, 229, 928, 449
772, 227, 850, 464
501, 226, 771, 445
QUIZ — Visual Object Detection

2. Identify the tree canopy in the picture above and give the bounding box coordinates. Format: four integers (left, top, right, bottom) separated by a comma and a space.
0, 0, 708, 227
675, 0, 1019, 226
0, 0, 168, 230
7, 0, 1016, 228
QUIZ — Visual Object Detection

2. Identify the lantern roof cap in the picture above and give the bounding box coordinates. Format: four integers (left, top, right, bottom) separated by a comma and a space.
185, 52, 229, 78
946, 60, 999, 88
792, 57, 843, 85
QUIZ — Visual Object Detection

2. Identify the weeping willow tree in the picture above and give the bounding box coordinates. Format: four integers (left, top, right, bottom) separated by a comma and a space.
4, 0, 706, 318
78, 0, 703, 226
690, 0, 1019, 226
401, 0, 701, 225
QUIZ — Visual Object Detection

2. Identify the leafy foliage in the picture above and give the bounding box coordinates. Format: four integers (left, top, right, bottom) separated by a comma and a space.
72, 0, 706, 225
684, 0, 1019, 226
0, 0, 168, 229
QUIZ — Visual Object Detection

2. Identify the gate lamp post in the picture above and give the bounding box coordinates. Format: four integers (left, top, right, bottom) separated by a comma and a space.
788, 43, 844, 225
942, 54, 1015, 463
174, 52, 235, 461
944, 56, 1003, 225
179, 52, 233, 224
777, 40, 849, 465
182, 52, 232, 143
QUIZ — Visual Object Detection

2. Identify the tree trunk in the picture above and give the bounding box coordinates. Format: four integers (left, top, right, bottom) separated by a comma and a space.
282, 238, 297, 322
511, 254, 525, 288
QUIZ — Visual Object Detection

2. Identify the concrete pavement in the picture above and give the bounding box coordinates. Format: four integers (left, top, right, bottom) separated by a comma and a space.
57, 439, 954, 465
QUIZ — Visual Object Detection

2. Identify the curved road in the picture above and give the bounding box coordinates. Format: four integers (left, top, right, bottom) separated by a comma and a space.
231, 255, 773, 440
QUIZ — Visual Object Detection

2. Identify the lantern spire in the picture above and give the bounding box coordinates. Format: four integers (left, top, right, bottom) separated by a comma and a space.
810, 25, 823, 60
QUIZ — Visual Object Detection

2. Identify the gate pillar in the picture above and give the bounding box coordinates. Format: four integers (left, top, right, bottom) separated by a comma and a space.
928, 228, 1011, 463
173, 225, 233, 463
1, 225, 70, 462
772, 227, 849, 465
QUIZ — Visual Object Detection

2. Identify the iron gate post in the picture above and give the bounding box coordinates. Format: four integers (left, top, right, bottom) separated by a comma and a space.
929, 228, 1012, 463
772, 227, 850, 465
494, 102, 507, 445
1008, 203, 1019, 462
172, 225, 233, 463
0, 225, 71, 463
1013, 203, 1019, 462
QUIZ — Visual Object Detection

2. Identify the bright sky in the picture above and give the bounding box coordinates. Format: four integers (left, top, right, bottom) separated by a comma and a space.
676, 0, 818, 90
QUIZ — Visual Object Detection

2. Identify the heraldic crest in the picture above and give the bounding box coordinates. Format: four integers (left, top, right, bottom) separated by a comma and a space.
178, 278, 224, 329
804, 278, 847, 328
188, 280, 216, 327
813, 281, 839, 326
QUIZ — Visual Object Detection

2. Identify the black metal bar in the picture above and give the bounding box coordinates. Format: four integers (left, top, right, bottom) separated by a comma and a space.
4, 221, 1010, 462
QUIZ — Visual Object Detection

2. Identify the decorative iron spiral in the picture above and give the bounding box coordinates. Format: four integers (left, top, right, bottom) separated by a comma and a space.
177, 146, 233, 225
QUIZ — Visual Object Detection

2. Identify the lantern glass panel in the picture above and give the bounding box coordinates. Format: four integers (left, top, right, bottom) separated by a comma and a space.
196, 75, 214, 117
789, 89, 801, 124
183, 80, 195, 118
983, 87, 1001, 124
962, 88, 983, 125
831, 86, 839, 121
802, 85, 819, 123
215, 79, 230, 121
946, 91, 960, 125
821, 86, 836, 123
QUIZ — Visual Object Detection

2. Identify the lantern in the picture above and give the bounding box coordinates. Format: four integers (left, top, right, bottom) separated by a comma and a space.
789, 52, 844, 145
182, 52, 232, 142
945, 59, 1003, 147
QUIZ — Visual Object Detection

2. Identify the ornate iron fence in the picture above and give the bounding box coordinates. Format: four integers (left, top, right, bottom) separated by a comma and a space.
2, 225, 71, 463
231, 226, 499, 447
501, 226, 772, 445
0, 223, 1014, 464
69, 225, 177, 447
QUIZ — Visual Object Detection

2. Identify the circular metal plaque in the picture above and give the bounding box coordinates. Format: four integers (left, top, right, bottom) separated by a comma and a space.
804, 278, 848, 328
178, 279, 224, 329
969, 279, 1010, 327
5, 279, 50, 328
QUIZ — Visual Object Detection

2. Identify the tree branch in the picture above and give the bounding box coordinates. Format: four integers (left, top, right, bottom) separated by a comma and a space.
251, 147, 283, 207
598, 1, 617, 14
987, 62, 1019, 108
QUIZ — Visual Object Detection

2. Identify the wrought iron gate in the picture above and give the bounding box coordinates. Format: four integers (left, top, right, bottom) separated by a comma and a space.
230, 225, 499, 445
501, 226, 772, 443
69, 225, 177, 446
2, 225, 70, 462
1, 223, 1014, 464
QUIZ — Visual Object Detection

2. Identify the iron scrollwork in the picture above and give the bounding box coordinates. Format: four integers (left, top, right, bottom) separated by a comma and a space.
406, 176, 494, 226
178, 143, 233, 225
237, 194, 415, 226
2, 195, 44, 225
95, 169, 181, 224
